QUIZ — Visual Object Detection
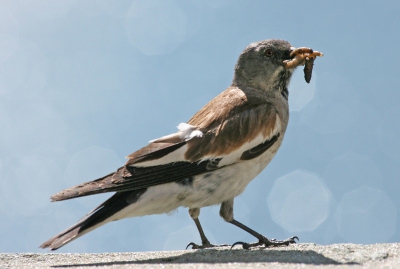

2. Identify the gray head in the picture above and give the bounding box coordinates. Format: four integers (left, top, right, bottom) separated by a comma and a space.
232, 39, 324, 92
232, 39, 294, 92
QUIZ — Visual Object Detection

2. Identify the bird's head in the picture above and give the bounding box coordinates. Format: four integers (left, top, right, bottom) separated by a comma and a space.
232, 39, 323, 93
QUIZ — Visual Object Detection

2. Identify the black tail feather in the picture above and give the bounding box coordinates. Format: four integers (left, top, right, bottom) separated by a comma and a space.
40, 189, 147, 250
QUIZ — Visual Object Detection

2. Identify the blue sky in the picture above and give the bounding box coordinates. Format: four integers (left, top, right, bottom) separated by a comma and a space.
1, 0, 400, 252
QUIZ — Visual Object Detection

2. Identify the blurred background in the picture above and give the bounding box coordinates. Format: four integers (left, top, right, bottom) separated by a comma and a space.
1, 0, 399, 253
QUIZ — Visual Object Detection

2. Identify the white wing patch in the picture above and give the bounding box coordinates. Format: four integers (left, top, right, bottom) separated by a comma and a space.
177, 123, 203, 141
148, 123, 203, 143
139, 123, 203, 167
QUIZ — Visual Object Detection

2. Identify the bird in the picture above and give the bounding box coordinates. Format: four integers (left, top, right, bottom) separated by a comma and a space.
40, 39, 323, 251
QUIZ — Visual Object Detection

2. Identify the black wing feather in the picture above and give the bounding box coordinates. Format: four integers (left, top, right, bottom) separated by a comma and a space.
240, 133, 280, 160
51, 158, 222, 201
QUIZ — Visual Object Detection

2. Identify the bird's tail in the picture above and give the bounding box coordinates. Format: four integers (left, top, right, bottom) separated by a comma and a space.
40, 190, 146, 250
50, 170, 120, 202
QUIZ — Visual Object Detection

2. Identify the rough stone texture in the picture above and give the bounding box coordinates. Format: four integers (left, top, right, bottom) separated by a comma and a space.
1, 243, 399, 269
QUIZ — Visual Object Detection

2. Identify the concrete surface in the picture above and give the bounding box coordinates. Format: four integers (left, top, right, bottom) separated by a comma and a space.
1, 243, 399, 268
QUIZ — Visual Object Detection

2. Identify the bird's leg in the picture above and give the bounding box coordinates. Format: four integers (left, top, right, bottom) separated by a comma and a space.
220, 199, 298, 250
186, 208, 212, 249
186, 208, 229, 249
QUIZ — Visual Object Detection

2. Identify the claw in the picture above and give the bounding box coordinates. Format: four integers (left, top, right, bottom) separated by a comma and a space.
230, 241, 250, 250
186, 242, 198, 250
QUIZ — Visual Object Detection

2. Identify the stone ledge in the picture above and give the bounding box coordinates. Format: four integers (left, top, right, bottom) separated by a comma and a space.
1, 243, 399, 269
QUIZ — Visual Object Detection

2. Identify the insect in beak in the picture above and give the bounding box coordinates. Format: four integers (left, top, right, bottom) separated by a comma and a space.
283, 47, 324, 83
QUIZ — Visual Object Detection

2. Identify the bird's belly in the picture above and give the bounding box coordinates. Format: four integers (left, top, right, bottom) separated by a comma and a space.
184, 142, 281, 208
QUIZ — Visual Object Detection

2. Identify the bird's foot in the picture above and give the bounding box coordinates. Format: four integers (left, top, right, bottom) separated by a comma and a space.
231, 236, 298, 250
186, 241, 230, 250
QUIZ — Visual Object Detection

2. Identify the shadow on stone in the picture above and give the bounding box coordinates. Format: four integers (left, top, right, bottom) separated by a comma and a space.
52, 249, 355, 267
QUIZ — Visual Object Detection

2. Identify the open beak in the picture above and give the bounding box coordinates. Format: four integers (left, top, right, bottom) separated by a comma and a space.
283, 47, 324, 83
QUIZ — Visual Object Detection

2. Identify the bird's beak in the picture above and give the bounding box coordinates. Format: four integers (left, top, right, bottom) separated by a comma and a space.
283, 47, 323, 69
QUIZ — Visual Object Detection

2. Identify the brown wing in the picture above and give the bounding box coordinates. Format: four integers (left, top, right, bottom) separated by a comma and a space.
50, 87, 280, 201
184, 87, 279, 160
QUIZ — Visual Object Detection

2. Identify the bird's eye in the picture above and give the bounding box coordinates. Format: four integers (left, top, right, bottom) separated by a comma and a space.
265, 49, 273, 57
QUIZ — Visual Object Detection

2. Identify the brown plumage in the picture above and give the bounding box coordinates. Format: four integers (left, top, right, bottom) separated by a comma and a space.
185, 86, 278, 160
50, 86, 278, 202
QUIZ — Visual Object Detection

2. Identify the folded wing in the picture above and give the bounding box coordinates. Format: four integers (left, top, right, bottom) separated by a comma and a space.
51, 87, 282, 202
